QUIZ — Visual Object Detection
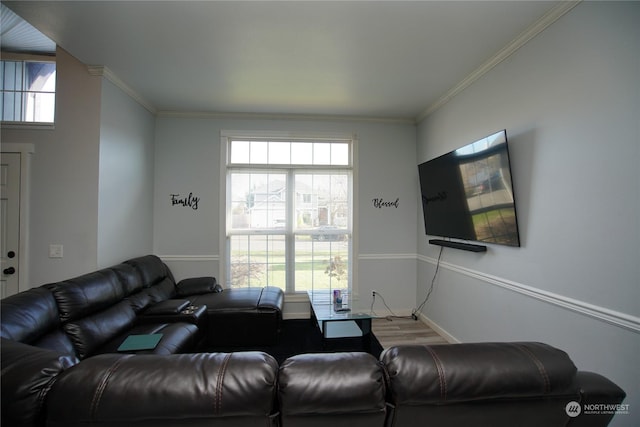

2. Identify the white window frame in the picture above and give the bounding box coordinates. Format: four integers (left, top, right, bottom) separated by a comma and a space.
0, 53, 56, 127
220, 130, 359, 295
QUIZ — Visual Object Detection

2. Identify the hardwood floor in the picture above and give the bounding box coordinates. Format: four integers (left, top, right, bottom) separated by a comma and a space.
372, 317, 449, 349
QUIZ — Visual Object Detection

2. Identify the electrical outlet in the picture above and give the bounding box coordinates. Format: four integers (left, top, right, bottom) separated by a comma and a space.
372, 290, 377, 297
49, 244, 64, 258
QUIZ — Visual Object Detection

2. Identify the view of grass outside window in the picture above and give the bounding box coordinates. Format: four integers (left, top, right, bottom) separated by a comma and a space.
1, 60, 56, 123
226, 138, 352, 294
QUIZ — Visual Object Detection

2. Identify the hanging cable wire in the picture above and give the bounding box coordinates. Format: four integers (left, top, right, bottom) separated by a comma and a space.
371, 291, 412, 320
412, 245, 444, 319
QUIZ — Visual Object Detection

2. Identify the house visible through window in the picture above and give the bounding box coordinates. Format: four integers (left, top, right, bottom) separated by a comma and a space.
1, 60, 56, 123
224, 136, 354, 294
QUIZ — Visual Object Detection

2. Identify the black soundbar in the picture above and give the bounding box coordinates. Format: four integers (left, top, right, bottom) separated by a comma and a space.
429, 239, 487, 252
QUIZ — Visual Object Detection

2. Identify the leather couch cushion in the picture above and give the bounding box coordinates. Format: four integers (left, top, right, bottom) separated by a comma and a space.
111, 263, 144, 296
176, 276, 221, 296
63, 301, 136, 359
125, 254, 172, 287
279, 352, 387, 416
125, 287, 156, 313
1, 338, 78, 427
0, 286, 60, 343
47, 269, 125, 322
191, 287, 260, 311
30, 329, 78, 357
96, 322, 200, 355
381, 342, 578, 404
126, 277, 177, 313
147, 277, 176, 301
46, 352, 278, 427
191, 287, 281, 312
189, 287, 283, 346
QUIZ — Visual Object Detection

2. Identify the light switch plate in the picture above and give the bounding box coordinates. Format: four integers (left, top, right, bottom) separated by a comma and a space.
49, 244, 63, 258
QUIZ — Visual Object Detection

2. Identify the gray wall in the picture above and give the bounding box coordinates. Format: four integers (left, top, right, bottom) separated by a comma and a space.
1, 47, 102, 285
416, 3, 639, 426
0, 48, 156, 285
97, 79, 155, 266
153, 116, 417, 317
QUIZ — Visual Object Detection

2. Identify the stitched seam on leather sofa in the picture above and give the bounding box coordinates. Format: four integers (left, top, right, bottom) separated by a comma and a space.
424, 345, 447, 401
215, 353, 232, 414
514, 343, 551, 394
90, 356, 131, 420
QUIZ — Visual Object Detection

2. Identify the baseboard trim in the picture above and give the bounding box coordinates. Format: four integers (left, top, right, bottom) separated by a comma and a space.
416, 312, 460, 344
418, 255, 640, 334
283, 312, 310, 320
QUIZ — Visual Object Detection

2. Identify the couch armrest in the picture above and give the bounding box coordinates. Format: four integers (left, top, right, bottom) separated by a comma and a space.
1, 338, 78, 427
566, 371, 627, 427
176, 276, 222, 296
137, 304, 208, 333
46, 351, 279, 427
381, 342, 578, 404
142, 299, 191, 315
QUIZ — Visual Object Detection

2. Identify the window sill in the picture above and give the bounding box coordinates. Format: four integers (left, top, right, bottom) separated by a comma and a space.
1, 121, 55, 131
284, 292, 310, 304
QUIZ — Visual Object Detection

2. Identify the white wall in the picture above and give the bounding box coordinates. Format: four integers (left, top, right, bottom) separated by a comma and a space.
97, 79, 155, 267
416, 3, 639, 426
153, 116, 417, 317
1, 47, 102, 285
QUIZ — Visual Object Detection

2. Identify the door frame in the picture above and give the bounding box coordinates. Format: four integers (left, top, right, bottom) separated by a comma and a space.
1, 142, 34, 293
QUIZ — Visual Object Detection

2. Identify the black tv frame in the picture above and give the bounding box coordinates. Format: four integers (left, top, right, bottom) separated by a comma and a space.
419, 129, 520, 252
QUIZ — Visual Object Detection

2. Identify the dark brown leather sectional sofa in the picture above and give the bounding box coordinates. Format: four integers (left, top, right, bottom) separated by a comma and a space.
0, 255, 626, 427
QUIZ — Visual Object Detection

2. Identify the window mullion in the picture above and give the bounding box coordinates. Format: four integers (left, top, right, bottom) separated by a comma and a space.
285, 170, 295, 293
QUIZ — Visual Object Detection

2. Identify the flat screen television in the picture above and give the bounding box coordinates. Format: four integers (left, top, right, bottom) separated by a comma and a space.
418, 129, 520, 247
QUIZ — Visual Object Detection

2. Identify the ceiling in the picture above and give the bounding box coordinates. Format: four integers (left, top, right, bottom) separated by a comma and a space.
2, 1, 566, 121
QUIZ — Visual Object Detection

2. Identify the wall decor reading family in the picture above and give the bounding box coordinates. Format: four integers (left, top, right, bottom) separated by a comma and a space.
372, 198, 399, 209
171, 193, 200, 210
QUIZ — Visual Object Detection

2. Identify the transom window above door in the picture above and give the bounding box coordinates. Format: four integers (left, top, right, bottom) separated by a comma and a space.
1, 59, 56, 123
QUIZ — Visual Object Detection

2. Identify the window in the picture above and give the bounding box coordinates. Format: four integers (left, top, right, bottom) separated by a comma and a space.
224, 135, 354, 294
1, 60, 56, 123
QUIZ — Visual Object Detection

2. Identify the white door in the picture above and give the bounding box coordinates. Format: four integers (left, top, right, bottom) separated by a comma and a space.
1, 152, 21, 298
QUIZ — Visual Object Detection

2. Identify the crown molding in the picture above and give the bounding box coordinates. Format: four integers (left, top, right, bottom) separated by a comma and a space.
84, 66, 413, 124
157, 110, 415, 125
87, 65, 157, 115
416, 0, 582, 123
85, 2, 582, 126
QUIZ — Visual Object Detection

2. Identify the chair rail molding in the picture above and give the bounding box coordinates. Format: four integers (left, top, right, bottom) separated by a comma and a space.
158, 255, 219, 262
418, 254, 640, 334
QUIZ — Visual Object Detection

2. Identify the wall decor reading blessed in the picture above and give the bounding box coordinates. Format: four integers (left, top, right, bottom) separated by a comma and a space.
171, 193, 200, 210
372, 198, 399, 209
